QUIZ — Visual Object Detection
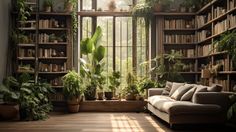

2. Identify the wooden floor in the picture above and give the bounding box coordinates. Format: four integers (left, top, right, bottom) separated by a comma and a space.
0, 112, 235, 132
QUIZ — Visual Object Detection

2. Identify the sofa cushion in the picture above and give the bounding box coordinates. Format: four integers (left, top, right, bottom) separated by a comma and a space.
169, 82, 185, 96
180, 87, 196, 101
161, 81, 173, 95
207, 84, 222, 92
170, 85, 194, 100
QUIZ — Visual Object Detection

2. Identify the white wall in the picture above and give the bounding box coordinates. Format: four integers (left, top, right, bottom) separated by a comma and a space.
0, 0, 11, 84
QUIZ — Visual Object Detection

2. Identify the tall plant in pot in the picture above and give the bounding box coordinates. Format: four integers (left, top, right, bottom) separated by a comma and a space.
124, 72, 139, 100
80, 26, 105, 100
62, 70, 84, 113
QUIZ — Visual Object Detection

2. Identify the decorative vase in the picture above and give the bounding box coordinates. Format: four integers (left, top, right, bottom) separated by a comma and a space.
97, 92, 104, 100
44, 6, 52, 12
108, 0, 116, 11
84, 85, 97, 100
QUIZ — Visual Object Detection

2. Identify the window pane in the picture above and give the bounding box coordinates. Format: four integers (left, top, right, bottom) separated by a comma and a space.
97, 17, 113, 47
82, 17, 92, 39
82, 0, 92, 11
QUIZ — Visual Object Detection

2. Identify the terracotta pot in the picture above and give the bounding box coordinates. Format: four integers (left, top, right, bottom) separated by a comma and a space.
97, 92, 104, 100
153, 4, 162, 12
67, 96, 81, 113
65, 3, 73, 12
0, 104, 20, 120
125, 94, 136, 100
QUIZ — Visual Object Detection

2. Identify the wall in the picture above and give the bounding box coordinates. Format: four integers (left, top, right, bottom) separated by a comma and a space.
0, 0, 11, 84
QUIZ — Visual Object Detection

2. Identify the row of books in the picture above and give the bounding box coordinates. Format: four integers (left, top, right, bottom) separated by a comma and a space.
168, 49, 195, 58
229, 14, 236, 28
228, 0, 236, 11
39, 62, 67, 72
38, 48, 66, 58
196, 13, 212, 28
18, 48, 35, 57
213, 6, 227, 19
164, 34, 195, 44
213, 19, 227, 35
39, 19, 66, 29
197, 44, 212, 57
39, 33, 64, 43
197, 30, 212, 42
214, 59, 230, 71
164, 19, 195, 29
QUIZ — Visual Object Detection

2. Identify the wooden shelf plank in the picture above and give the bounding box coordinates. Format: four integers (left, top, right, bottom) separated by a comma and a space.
39, 12, 71, 16
18, 44, 36, 47
154, 12, 196, 16
39, 28, 69, 31
17, 57, 35, 60
38, 57, 68, 60
39, 72, 67, 74
38, 42, 68, 45
164, 28, 196, 31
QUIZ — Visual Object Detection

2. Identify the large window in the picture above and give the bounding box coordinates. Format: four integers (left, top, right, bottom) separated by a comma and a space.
79, 0, 149, 89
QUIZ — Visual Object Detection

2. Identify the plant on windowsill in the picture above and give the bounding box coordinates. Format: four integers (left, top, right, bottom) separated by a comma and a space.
124, 72, 139, 100
106, 71, 121, 100
62, 70, 84, 113
80, 26, 105, 100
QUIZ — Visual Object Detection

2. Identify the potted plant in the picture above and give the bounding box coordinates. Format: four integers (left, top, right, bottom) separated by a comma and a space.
43, 0, 53, 12
62, 70, 84, 113
106, 71, 121, 100
64, 0, 77, 12
0, 73, 53, 120
97, 74, 106, 100
0, 77, 20, 120
16, 0, 32, 22
181, 0, 198, 12
214, 31, 236, 70
80, 26, 105, 100
124, 72, 139, 100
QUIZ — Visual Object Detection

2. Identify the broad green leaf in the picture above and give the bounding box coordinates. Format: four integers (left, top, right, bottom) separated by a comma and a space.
94, 46, 105, 62
91, 26, 102, 47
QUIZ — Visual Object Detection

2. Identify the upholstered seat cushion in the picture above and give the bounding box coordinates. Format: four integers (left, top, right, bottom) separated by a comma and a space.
148, 95, 221, 116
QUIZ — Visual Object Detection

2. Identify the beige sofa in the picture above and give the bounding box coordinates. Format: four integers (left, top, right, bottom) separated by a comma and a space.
147, 82, 231, 127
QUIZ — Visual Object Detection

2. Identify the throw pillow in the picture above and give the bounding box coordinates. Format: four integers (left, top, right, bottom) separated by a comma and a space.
161, 81, 173, 95
171, 84, 194, 100
180, 87, 196, 101
169, 82, 185, 96
165, 81, 173, 92
207, 84, 223, 92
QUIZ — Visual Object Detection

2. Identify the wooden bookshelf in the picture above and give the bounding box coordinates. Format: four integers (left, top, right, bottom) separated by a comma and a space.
155, 0, 236, 91
12, 0, 72, 103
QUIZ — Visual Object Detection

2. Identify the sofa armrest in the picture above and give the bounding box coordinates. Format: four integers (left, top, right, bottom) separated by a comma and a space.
193, 92, 232, 112
148, 88, 164, 97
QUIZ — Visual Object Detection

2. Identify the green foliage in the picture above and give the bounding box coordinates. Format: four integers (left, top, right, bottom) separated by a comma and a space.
214, 30, 236, 67
108, 71, 121, 92
43, 0, 53, 7
124, 72, 139, 95
17, 0, 32, 22
62, 70, 83, 99
0, 73, 53, 120
227, 94, 236, 123
80, 26, 106, 96
138, 77, 157, 93
150, 50, 185, 82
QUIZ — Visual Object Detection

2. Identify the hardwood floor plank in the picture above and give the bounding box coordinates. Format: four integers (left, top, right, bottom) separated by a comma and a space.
0, 112, 235, 132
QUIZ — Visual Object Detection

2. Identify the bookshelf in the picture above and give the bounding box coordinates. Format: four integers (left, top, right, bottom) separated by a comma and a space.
158, 13, 197, 83
155, 0, 236, 91
13, 0, 72, 102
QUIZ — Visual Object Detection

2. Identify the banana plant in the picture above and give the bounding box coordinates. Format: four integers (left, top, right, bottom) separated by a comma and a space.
80, 26, 106, 99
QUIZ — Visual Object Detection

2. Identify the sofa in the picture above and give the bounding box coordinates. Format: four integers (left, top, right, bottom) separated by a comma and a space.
147, 82, 231, 127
